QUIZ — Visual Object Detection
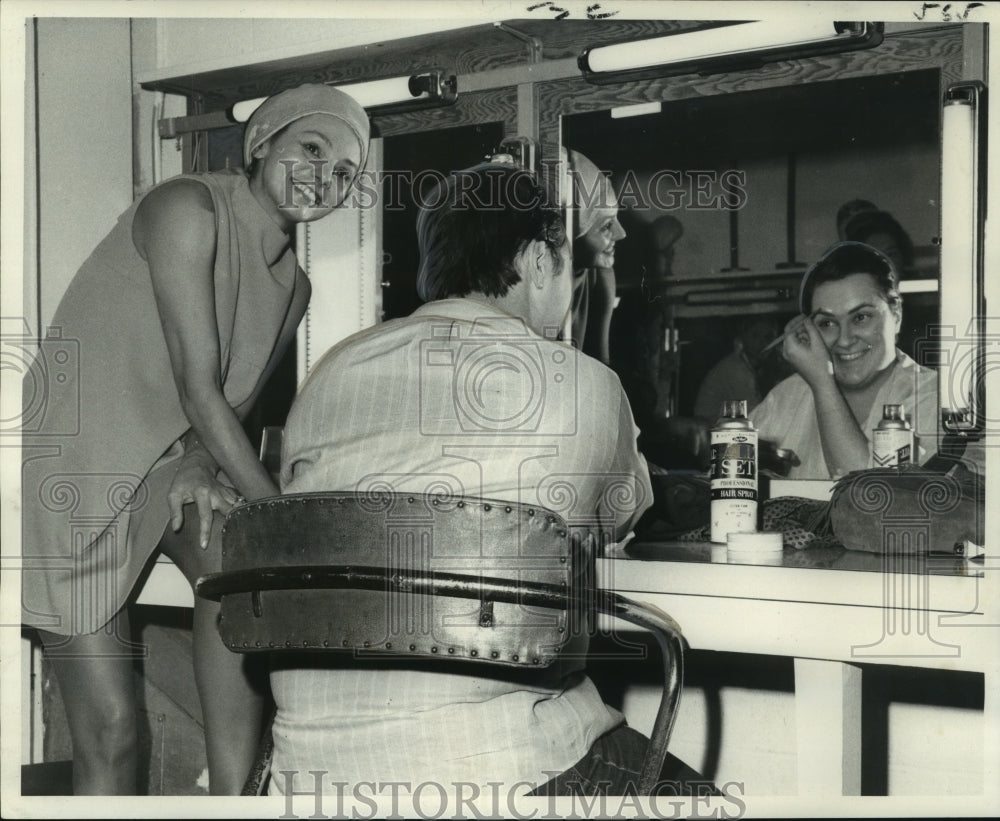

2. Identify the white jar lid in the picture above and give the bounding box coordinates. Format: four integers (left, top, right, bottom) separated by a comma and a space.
726, 531, 784, 552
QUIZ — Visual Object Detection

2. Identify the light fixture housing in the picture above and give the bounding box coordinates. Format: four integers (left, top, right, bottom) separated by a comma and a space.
231, 70, 457, 122
937, 80, 987, 434
578, 21, 884, 84
158, 70, 457, 140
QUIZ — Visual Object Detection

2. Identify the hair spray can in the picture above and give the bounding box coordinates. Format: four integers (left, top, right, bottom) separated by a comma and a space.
872, 404, 913, 467
710, 400, 758, 543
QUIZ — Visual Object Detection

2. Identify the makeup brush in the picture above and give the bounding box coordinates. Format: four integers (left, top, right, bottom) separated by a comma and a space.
760, 314, 817, 354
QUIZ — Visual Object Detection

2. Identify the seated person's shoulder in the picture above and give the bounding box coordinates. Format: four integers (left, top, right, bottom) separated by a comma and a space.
571, 343, 628, 391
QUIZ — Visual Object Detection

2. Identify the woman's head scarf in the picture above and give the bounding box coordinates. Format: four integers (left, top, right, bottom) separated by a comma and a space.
243, 83, 371, 172
566, 149, 617, 238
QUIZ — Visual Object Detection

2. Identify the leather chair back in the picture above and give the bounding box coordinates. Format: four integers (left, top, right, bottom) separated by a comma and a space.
199, 492, 592, 668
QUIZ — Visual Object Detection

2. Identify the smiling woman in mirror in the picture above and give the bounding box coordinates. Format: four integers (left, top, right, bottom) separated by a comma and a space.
567, 149, 626, 364
749, 242, 939, 480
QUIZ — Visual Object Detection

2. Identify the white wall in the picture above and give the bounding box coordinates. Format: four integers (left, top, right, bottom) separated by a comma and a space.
622, 681, 983, 796
34, 18, 133, 329
138, 17, 474, 84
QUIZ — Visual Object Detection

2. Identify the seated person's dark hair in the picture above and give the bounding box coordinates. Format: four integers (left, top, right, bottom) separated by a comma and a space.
800, 241, 901, 314
842, 209, 915, 269
835, 198, 877, 236
416, 163, 567, 301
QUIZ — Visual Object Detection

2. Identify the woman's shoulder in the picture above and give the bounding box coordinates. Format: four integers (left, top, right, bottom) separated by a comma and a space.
751, 372, 811, 428
760, 372, 811, 405
138, 170, 246, 212
137, 175, 216, 218
132, 175, 227, 259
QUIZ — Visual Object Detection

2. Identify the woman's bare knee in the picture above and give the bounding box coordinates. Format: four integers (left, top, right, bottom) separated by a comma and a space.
39, 627, 140, 793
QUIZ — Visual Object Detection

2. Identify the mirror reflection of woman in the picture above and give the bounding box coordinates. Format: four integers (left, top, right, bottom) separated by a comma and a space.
567, 149, 625, 364
21, 84, 370, 794
750, 242, 938, 480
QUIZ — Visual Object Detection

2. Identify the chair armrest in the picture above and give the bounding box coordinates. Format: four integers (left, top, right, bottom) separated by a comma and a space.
594, 592, 685, 793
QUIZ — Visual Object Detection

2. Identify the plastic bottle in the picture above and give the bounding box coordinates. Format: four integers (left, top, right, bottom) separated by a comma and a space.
710, 400, 758, 543
872, 403, 913, 467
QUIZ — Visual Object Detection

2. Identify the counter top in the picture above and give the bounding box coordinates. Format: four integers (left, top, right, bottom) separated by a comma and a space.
597, 540, 993, 671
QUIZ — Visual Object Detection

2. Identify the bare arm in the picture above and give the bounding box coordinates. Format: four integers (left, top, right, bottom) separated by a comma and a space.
582, 267, 616, 365
179, 275, 310, 466
781, 315, 870, 477
133, 179, 279, 510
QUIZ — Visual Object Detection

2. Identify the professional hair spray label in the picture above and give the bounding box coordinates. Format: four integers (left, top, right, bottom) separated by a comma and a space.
872, 403, 913, 467
710, 400, 759, 544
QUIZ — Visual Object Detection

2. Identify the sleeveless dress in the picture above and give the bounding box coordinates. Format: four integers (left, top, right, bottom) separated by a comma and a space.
21, 170, 309, 635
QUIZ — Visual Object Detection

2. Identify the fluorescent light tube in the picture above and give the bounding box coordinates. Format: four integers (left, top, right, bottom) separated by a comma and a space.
939, 93, 979, 419
586, 20, 839, 74
579, 21, 883, 83
231, 73, 452, 122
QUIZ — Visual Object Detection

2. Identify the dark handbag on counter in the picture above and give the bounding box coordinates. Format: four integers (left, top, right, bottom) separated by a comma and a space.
828, 458, 984, 554
634, 473, 711, 540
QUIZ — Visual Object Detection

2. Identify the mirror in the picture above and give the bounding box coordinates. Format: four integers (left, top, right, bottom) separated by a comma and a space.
562, 69, 986, 571
563, 69, 942, 458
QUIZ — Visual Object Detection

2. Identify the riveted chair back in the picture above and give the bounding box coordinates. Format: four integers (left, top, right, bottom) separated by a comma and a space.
197, 492, 592, 668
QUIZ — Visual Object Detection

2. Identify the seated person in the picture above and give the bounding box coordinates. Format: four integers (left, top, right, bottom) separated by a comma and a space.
751, 241, 938, 480
835, 198, 878, 241
842, 207, 915, 275
693, 315, 779, 422
275, 162, 703, 796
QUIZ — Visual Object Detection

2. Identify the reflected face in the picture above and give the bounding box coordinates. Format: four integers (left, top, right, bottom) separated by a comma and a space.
576, 208, 626, 269
251, 113, 363, 230
575, 174, 625, 269
811, 273, 901, 391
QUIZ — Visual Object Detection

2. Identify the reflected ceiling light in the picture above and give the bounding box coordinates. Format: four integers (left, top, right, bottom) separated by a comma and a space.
578, 21, 884, 84
938, 81, 986, 433
231, 71, 457, 121
610, 101, 662, 119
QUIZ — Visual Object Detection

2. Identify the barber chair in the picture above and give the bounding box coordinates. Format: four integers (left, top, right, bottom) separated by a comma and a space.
196, 492, 685, 795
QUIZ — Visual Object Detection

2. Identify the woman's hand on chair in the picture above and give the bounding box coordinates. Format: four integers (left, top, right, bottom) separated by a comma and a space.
167, 453, 244, 549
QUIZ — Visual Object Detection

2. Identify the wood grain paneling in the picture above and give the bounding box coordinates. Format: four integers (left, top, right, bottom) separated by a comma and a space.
140, 19, 695, 103
373, 87, 517, 139
146, 22, 967, 201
